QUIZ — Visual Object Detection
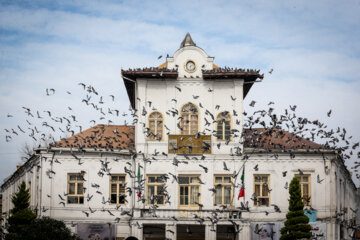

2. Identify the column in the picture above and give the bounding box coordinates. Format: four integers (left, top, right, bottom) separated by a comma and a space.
166, 223, 177, 240
238, 222, 250, 240
131, 223, 143, 240
205, 224, 216, 240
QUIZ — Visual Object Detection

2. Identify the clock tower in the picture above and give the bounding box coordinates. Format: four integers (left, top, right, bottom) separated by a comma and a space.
122, 33, 263, 156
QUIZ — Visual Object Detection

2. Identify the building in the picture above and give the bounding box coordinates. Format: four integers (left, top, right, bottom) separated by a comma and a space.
1, 33, 359, 240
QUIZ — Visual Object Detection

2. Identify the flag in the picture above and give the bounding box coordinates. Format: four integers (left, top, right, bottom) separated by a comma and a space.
238, 166, 245, 199
137, 164, 141, 198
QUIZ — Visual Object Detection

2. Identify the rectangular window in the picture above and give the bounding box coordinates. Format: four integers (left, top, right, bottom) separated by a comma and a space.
110, 175, 126, 204
296, 174, 311, 206
214, 175, 233, 206
67, 173, 84, 204
146, 175, 166, 205
179, 175, 200, 209
254, 174, 270, 207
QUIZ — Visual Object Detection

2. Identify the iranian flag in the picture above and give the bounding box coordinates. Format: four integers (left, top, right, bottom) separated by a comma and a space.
137, 164, 141, 198
238, 166, 245, 200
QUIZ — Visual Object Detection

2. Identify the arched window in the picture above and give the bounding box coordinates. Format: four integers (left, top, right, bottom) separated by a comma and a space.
216, 112, 231, 140
148, 112, 163, 141
180, 103, 199, 135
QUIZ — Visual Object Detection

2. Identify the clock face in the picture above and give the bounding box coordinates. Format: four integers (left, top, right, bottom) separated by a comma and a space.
185, 60, 196, 73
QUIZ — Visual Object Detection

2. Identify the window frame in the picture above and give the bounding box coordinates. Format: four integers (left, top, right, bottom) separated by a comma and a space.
178, 174, 201, 209
215, 112, 232, 141
180, 103, 199, 135
109, 174, 127, 205
146, 175, 167, 206
147, 111, 164, 141
67, 173, 85, 204
213, 175, 233, 206
253, 174, 270, 207
295, 174, 311, 206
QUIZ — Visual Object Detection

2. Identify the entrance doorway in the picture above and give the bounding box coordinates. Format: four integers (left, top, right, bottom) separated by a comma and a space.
177, 224, 205, 240
217, 225, 236, 240
143, 224, 165, 240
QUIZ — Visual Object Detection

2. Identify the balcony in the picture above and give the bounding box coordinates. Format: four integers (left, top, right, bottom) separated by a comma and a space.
168, 135, 211, 154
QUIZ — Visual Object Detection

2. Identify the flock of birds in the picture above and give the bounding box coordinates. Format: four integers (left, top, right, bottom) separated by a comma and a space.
2, 67, 360, 238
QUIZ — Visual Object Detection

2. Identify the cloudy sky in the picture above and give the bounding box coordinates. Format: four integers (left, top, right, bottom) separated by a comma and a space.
0, 0, 359, 186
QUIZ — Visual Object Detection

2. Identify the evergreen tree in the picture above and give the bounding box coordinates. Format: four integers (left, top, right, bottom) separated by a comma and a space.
280, 177, 312, 240
10, 181, 31, 215
5, 181, 36, 240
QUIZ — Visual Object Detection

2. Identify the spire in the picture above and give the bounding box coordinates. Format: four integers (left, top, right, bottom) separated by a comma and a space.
180, 33, 196, 48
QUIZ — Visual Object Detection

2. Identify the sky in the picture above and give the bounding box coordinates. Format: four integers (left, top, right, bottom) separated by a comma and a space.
0, 0, 359, 187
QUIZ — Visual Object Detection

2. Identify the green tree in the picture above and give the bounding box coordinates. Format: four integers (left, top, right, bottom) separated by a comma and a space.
280, 177, 312, 240
5, 182, 75, 240
24, 217, 76, 240
10, 181, 31, 215
5, 181, 36, 240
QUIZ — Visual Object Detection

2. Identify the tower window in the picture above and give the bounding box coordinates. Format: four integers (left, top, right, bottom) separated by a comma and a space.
180, 103, 199, 135
216, 112, 231, 140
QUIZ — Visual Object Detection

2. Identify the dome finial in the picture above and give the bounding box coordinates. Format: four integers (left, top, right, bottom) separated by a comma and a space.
180, 33, 196, 48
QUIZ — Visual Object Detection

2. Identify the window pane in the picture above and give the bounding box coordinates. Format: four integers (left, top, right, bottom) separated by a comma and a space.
255, 176, 262, 182
148, 186, 154, 201
111, 194, 117, 203
260, 198, 269, 206
77, 183, 83, 194
69, 183, 75, 194
157, 185, 165, 195
67, 196, 78, 204
190, 177, 200, 183
224, 186, 231, 204
179, 177, 189, 184
111, 184, 117, 193
303, 184, 308, 195
156, 177, 165, 183
70, 175, 77, 181
262, 176, 268, 183
224, 177, 231, 183
148, 177, 156, 183
119, 176, 125, 183
190, 186, 199, 204
79, 197, 84, 204
262, 186, 268, 197
156, 195, 164, 205
215, 186, 222, 205
111, 176, 118, 182
255, 184, 260, 196
217, 123, 223, 139
119, 194, 125, 204
303, 176, 308, 182
149, 120, 155, 130
215, 177, 222, 183
119, 185, 125, 194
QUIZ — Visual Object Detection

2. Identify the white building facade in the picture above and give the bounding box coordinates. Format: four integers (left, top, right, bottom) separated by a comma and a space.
2, 34, 359, 240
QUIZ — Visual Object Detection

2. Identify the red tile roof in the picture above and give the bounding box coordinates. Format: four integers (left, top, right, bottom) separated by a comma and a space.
243, 128, 323, 150
51, 125, 323, 152
51, 125, 135, 151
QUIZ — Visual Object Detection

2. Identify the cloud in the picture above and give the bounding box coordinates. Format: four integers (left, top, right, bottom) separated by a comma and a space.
0, 0, 359, 186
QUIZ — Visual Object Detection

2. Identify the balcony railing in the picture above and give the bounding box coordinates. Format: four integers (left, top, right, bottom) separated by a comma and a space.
168, 135, 211, 154
140, 208, 241, 220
